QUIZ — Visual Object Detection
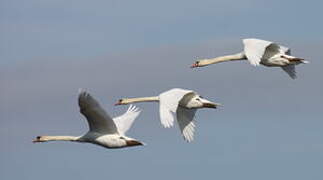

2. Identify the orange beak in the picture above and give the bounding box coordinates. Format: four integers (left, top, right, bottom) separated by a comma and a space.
114, 99, 122, 106
191, 63, 198, 68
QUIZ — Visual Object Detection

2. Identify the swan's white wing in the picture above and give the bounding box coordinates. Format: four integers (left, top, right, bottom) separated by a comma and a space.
176, 107, 197, 142
243, 38, 281, 66
113, 105, 141, 135
78, 89, 118, 134
243, 39, 291, 66
159, 88, 193, 128
159, 105, 175, 128
279, 45, 297, 79
243, 39, 273, 66
282, 65, 297, 79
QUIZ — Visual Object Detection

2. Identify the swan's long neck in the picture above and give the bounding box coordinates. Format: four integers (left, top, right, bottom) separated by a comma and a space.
33, 135, 79, 143
120, 96, 159, 105
198, 52, 246, 67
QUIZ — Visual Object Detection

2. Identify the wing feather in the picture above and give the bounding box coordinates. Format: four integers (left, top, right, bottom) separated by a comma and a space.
113, 105, 141, 135
158, 88, 193, 128
159, 104, 175, 128
176, 107, 197, 142
78, 89, 118, 134
280, 45, 296, 79
282, 65, 297, 79
243, 39, 273, 66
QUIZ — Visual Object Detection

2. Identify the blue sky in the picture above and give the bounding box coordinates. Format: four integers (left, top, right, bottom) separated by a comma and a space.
1, 0, 323, 179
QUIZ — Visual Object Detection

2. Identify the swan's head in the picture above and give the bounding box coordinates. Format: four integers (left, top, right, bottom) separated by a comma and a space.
180, 92, 220, 109
115, 98, 129, 105
32, 136, 49, 143
191, 59, 209, 68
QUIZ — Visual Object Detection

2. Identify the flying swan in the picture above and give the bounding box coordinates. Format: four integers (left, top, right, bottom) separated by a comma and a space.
115, 88, 220, 142
191, 38, 308, 79
33, 89, 144, 149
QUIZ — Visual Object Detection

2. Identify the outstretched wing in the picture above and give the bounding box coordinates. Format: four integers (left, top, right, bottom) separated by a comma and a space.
159, 88, 193, 128
280, 46, 298, 79
113, 105, 141, 135
282, 65, 297, 79
78, 89, 118, 134
243, 39, 273, 66
176, 107, 197, 142
243, 38, 289, 66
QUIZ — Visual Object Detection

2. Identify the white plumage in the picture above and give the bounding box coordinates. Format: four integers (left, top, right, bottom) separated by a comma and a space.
33, 89, 144, 149
192, 38, 308, 79
176, 107, 197, 142
243, 38, 277, 66
113, 104, 141, 135
116, 88, 220, 142
158, 88, 193, 128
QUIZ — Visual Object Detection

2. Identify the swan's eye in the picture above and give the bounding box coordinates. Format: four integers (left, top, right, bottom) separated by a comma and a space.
280, 55, 284, 58
195, 61, 199, 65
196, 98, 201, 101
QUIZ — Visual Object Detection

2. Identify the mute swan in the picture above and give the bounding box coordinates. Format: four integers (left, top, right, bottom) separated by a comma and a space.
33, 89, 144, 149
191, 38, 308, 79
115, 88, 220, 142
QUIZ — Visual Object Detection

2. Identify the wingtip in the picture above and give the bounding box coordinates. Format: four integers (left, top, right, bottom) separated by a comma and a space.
183, 134, 194, 143
251, 62, 260, 66
161, 122, 174, 128
78, 89, 92, 100
127, 104, 141, 113
185, 138, 194, 143
78, 88, 86, 94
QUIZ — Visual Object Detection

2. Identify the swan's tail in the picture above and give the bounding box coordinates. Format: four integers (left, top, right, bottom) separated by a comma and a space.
126, 139, 145, 147
282, 55, 308, 64
301, 60, 309, 64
